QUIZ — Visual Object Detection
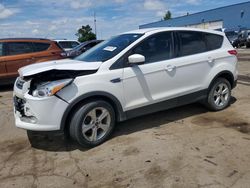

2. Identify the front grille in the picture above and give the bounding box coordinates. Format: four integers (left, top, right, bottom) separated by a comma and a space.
16, 78, 25, 89
14, 96, 25, 116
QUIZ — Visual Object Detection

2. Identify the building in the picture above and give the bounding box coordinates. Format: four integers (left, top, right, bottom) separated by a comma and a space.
140, 1, 250, 31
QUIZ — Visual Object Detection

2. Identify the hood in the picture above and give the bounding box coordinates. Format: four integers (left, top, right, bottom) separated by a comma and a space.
18, 59, 102, 77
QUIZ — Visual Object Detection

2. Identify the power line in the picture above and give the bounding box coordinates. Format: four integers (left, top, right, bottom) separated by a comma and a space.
94, 11, 97, 39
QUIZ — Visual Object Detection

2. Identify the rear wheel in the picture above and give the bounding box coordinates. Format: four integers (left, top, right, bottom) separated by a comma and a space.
69, 100, 115, 147
205, 78, 231, 111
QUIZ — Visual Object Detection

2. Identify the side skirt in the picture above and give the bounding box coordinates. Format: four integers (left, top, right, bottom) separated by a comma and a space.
125, 89, 208, 120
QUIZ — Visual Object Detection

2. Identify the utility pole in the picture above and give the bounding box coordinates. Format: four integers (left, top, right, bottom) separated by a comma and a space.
94, 11, 97, 39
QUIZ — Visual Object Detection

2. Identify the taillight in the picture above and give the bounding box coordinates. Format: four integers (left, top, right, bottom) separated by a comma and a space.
228, 50, 237, 56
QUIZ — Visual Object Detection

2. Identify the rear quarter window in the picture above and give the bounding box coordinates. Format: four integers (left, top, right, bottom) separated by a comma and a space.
205, 33, 223, 50
33, 42, 50, 52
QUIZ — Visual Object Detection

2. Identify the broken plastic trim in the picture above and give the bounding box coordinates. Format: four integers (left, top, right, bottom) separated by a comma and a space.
26, 69, 97, 95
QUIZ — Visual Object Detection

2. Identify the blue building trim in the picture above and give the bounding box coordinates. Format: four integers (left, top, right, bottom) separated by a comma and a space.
140, 1, 250, 31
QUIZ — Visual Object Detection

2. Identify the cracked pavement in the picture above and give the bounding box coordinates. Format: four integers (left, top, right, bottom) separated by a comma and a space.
0, 50, 250, 188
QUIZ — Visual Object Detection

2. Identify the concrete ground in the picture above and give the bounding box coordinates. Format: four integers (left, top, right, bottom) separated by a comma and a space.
0, 50, 250, 188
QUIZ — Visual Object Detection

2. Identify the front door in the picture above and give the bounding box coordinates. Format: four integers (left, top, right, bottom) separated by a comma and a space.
5, 42, 35, 78
122, 31, 178, 112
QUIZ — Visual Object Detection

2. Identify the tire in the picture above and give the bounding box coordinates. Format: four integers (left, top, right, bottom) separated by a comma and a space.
205, 78, 231, 111
69, 100, 115, 147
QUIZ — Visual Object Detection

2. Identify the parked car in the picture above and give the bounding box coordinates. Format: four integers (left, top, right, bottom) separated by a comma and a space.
0, 38, 66, 84
237, 30, 249, 48
245, 31, 250, 48
13, 28, 237, 147
225, 31, 239, 48
66, 40, 103, 58
54, 39, 80, 51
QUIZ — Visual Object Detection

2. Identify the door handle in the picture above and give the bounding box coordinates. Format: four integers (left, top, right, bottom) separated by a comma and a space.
110, 78, 121, 83
165, 65, 176, 72
207, 57, 215, 63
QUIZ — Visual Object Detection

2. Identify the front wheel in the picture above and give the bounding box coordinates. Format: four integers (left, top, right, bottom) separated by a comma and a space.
69, 100, 115, 147
205, 78, 231, 111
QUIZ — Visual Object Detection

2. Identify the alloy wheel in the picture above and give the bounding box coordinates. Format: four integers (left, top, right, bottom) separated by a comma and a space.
213, 83, 229, 107
81, 107, 111, 142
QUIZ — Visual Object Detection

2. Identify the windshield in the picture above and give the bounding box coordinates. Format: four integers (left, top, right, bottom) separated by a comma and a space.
59, 41, 79, 49
75, 33, 143, 62
73, 42, 88, 51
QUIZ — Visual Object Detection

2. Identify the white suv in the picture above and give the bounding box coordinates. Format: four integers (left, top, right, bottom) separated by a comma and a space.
14, 28, 238, 147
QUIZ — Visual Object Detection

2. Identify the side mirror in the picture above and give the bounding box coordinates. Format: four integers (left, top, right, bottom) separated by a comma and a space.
128, 54, 145, 64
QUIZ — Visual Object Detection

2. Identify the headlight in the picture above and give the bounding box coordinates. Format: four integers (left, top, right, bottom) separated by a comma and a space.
32, 79, 73, 98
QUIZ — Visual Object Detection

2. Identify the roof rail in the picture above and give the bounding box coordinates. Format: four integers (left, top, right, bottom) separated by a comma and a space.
0, 38, 49, 40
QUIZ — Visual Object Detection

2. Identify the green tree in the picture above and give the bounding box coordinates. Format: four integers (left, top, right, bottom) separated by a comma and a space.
76, 25, 96, 42
163, 10, 172, 20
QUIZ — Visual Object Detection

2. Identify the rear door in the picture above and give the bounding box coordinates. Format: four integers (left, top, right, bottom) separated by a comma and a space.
5, 42, 34, 78
171, 31, 223, 98
31, 42, 61, 62
0, 42, 7, 79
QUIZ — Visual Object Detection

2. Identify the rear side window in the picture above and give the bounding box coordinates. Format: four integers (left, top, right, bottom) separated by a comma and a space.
177, 31, 206, 57
205, 33, 223, 50
7, 42, 33, 56
0, 43, 3, 56
132, 32, 174, 63
33, 42, 50, 52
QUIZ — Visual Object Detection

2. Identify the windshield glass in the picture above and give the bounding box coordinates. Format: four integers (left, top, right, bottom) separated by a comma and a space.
59, 41, 79, 49
75, 33, 143, 62
73, 42, 88, 51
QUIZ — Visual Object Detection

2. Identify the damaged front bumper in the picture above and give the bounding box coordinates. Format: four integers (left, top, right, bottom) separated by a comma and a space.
13, 78, 68, 131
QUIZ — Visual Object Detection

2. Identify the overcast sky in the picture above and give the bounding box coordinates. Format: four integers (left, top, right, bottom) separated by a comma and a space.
0, 0, 247, 40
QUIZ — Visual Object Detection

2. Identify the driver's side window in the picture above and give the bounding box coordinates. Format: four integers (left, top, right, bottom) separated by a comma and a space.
110, 32, 174, 70
131, 31, 174, 64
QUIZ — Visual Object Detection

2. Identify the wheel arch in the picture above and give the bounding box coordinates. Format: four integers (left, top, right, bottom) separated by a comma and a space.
60, 91, 126, 131
208, 70, 235, 90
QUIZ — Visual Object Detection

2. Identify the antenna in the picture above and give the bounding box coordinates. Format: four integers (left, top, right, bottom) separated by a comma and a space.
94, 11, 97, 39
